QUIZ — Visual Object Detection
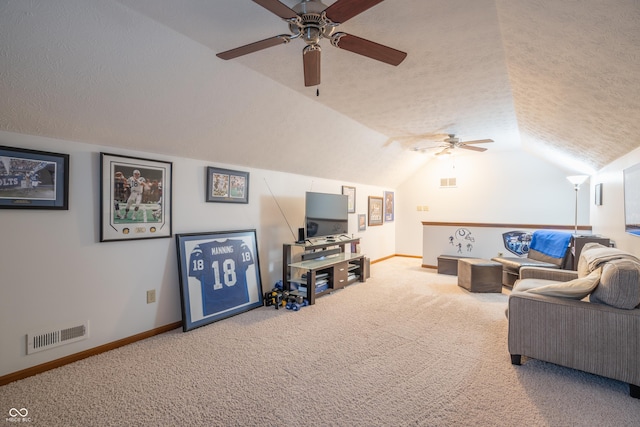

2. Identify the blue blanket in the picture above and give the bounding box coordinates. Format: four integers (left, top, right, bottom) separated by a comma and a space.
530, 230, 572, 259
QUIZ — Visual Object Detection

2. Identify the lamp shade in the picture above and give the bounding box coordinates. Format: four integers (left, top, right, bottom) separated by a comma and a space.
567, 175, 589, 186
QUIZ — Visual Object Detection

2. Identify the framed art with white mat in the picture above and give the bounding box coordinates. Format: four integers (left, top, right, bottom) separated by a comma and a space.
100, 152, 172, 242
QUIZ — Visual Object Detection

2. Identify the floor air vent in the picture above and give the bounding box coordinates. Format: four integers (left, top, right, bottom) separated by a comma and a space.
26, 321, 89, 354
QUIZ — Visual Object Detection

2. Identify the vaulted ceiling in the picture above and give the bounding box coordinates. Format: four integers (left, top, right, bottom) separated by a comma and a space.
1, 0, 638, 187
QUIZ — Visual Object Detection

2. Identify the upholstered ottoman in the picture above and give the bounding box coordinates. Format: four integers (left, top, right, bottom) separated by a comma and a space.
437, 255, 470, 275
457, 258, 503, 293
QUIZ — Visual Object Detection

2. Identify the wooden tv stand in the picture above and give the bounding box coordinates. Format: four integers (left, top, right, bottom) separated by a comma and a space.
282, 237, 366, 305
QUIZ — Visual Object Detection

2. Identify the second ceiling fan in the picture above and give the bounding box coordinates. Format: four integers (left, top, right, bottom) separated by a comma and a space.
216, 0, 407, 87
413, 134, 494, 156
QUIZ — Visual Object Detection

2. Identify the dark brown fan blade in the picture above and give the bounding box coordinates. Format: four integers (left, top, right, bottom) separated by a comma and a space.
216, 35, 289, 60
460, 145, 487, 152
331, 33, 406, 66
252, 0, 298, 20
303, 47, 321, 87
463, 139, 494, 145
324, 0, 384, 24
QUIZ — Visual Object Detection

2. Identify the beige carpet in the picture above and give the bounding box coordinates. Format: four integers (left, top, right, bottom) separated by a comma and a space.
1, 257, 639, 426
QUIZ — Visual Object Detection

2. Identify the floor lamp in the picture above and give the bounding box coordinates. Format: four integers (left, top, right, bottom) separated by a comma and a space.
567, 175, 589, 235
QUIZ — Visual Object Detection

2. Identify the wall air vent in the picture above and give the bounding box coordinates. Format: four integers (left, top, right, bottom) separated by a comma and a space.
26, 321, 89, 354
440, 177, 457, 188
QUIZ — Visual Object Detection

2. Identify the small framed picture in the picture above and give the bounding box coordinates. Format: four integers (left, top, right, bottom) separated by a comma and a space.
176, 229, 264, 332
206, 166, 249, 203
358, 214, 367, 231
0, 146, 69, 209
595, 183, 603, 206
100, 153, 172, 242
368, 196, 384, 226
384, 191, 395, 222
342, 185, 356, 213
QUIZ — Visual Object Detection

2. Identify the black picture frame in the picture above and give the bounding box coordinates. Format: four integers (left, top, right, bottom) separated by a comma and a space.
100, 152, 172, 242
342, 185, 356, 213
206, 166, 249, 203
0, 146, 69, 209
176, 229, 264, 332
595, 183, 603, 206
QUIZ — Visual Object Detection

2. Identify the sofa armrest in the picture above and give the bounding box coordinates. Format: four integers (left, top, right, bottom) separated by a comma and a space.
508, 292, 640, 386
519, 266, 578, 281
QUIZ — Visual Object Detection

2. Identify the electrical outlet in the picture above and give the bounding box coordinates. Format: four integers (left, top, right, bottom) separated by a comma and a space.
422, 205, 429, 211
416, 206, 423, 211
146, 289, 156, 304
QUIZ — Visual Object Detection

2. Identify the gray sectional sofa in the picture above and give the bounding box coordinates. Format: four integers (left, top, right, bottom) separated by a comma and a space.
507, 243, 640, 398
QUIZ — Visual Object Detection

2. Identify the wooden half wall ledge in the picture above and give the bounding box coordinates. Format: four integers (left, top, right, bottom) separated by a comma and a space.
421, 221, 592, 230
0, 321, 182, 386
1, 255, 409, 386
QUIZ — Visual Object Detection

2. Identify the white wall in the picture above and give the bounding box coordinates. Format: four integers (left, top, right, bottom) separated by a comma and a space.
395, 150, 590, 257
0, 130, 395, 376
591, 145, 640, 255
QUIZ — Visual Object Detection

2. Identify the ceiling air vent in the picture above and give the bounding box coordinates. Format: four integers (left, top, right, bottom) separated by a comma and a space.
440, 177, 457, 188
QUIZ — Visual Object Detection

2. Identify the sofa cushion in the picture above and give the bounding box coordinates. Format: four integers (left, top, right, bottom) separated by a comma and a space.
511, 278, 557, 293
514, 268, 601, 299
589, 259, 640, 309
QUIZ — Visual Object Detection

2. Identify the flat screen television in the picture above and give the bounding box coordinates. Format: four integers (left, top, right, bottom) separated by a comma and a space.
305, 191, 348, 239
624, 163, 640, 236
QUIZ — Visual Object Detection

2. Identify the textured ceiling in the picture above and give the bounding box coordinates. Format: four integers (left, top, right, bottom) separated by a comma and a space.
0, 0, 638, 187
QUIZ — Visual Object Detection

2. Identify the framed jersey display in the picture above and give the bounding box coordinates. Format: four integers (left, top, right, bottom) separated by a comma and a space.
176, 229, 264, 332
0, 145, 69, 209
100, 153, 172, 242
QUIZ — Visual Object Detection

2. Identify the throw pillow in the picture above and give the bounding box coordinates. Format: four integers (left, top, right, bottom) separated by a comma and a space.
589, 259, 640, 309
524, 268, 601, 299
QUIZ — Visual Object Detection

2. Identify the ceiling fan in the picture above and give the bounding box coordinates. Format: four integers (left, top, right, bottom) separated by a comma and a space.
412, 134, 494, 155
216, 0, 407, 87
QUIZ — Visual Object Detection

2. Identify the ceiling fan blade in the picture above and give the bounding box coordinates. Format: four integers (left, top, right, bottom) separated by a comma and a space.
252, 0, 298, 20
303, 46, 321, 87
462, 139, 494, 145
331, 33, 407, 66
324, 0, 384, 24
435, 147, 451, 156
216, 35, 289, 60
460, 145, 487, 152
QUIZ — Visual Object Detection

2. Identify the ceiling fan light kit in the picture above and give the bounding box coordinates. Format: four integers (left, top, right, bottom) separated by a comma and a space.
217, 0, 407, 87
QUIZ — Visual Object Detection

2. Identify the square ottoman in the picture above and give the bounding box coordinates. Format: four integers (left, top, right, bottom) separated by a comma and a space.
457, 258, 502, 293
437, 255, 470, 275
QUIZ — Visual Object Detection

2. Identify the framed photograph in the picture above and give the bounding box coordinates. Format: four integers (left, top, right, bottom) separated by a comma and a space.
342, 185, 356, 213
0, 146, 69, 209
368, 196, 384, 226
384, 191, 395, 222
207, 166, 249, 203
358, 214, 367, 231
176, 229, 264, 332
100, 153, 172, 242
595, 183, 603, 206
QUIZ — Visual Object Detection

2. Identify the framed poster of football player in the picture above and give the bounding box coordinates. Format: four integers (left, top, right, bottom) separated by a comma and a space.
100, 153, 172, 242
175, 229, 264, 332
206, 166, 249, 203
0, 145, 69, 209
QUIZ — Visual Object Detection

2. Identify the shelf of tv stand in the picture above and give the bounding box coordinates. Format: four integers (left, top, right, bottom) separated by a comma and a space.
282, 238, 366, 305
